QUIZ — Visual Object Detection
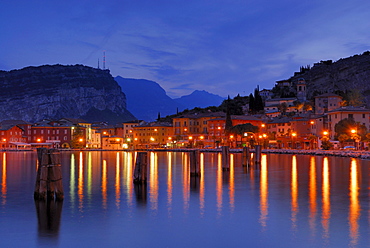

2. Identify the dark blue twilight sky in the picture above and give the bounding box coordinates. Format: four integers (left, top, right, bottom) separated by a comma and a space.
1, 0, 370, 98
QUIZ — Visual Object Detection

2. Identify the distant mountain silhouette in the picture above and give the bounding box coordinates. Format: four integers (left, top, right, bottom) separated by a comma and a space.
115, 76, 183, 121
174, 90, 225, 110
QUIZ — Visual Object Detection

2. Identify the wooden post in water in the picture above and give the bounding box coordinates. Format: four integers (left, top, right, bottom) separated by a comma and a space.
222, 146, 230, 171
190, 150, 201, 177
34, 148, 64, 201
133, 152, 148, 184
255, 145, 262, 164
242, 147, 250, 167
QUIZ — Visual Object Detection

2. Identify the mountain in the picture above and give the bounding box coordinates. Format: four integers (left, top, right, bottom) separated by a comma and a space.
0, 64, 136, 123
174, 90, 225, 110
115, 76, 183, 121
287, 51, 370, 106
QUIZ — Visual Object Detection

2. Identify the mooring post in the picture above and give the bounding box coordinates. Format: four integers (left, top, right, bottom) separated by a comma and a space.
242, 147, 250, 167
222, 146, 230, 171
190, 150, 201, 177
133, 151, 148, 184
255, 145, 262, 164
34, 148, 64, 201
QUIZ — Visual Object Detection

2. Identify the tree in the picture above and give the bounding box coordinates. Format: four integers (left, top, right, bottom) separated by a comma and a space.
338, 134, 350, 148
334, 118, 367, 140
278, 102, 288, 115
321, 136, 333, 150
224, 96, 233, 136
70, 126, 85, 148
345, 89, 364, 107
249, 93, 255, 113
308, 134, 317, 149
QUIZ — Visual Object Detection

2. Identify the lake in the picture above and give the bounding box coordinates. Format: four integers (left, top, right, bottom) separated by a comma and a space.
0, 151, 369, 247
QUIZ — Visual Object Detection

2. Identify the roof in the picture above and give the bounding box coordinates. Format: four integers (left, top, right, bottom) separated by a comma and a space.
327, 106, 370, 113
314, 93, 342, 98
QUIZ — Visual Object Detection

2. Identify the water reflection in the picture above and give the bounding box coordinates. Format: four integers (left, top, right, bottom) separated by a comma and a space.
0, 151, 363, 247
1, 153, 6, 205
115, 152, 121, 208
291, 155, 298, 231
309, 156, 317, 237
78, 152, 84, 212
149, 152, 158, 211
259, 154, 268, 229
322, 157, 331, 242
102, 159, 107, 209
217, 153, 223, 217
349, 158, 360, 247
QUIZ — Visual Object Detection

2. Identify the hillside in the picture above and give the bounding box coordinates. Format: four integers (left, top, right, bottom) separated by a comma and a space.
287, 52, 370, 106
0, 64, 136, 123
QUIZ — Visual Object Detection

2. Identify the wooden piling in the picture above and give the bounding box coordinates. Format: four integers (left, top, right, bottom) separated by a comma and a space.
242, 147, 250, 167
133, 152, 148, 184
34, 148, 64, 201
222, 146, 230, 171
255, 145, 262, 164
190, 150, 201, 177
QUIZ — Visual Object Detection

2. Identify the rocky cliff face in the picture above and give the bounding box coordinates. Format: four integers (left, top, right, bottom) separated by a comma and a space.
0, 64, 136, 123
288, 52, 370, 106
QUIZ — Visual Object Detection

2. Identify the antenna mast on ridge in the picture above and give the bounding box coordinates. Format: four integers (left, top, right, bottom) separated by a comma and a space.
103, 51, 106, 70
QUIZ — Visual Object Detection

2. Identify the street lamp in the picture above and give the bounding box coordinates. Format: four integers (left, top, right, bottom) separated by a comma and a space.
291, 132, 297, 149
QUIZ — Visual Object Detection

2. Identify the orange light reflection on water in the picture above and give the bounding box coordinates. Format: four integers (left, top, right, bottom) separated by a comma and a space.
115, 152, 121, 209
349, 158, 360, 247
259, 154, 268, 229
291, 155, 298, 231
229, 154, 235, 213
200, 152, 205, 216
149, 152, 158, 211
182, 152, 190, 213
309, 156, 317, 236
167, 152, 172, 216
102, 159, 107, 210
78, 152, 84, 212
1, 153, 6, 205
321, 157, 331, 241
217, 153, 223, 217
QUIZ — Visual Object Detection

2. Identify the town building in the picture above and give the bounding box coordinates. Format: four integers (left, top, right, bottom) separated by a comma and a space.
314, 93, 343, 114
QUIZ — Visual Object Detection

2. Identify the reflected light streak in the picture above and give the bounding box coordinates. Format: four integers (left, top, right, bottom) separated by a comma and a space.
70, 154, 76, 207
102, 160, 107, 210
78, 152, 84, 211
115, 152, 121, 209
349, 158, 360, 247
182, 152, 190, 213
1, 153, 6, 205
217, 153, 223, 217
291, 155, 298, 230
321, 157, 331, 241
167, 152, 172, 216
309, 156, 317, 236
87, 152, 92, 200
149, 152, 158, 211
124, 152, 133, 207
229, 154, 235, 213
259, 154, 268, 229
200, 152, 205, 217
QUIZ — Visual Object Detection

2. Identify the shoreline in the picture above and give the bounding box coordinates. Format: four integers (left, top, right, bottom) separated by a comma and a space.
2, 148, 370, 160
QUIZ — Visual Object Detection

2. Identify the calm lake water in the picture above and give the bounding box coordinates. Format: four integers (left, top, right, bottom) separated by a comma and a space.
0, 151, 369, 248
